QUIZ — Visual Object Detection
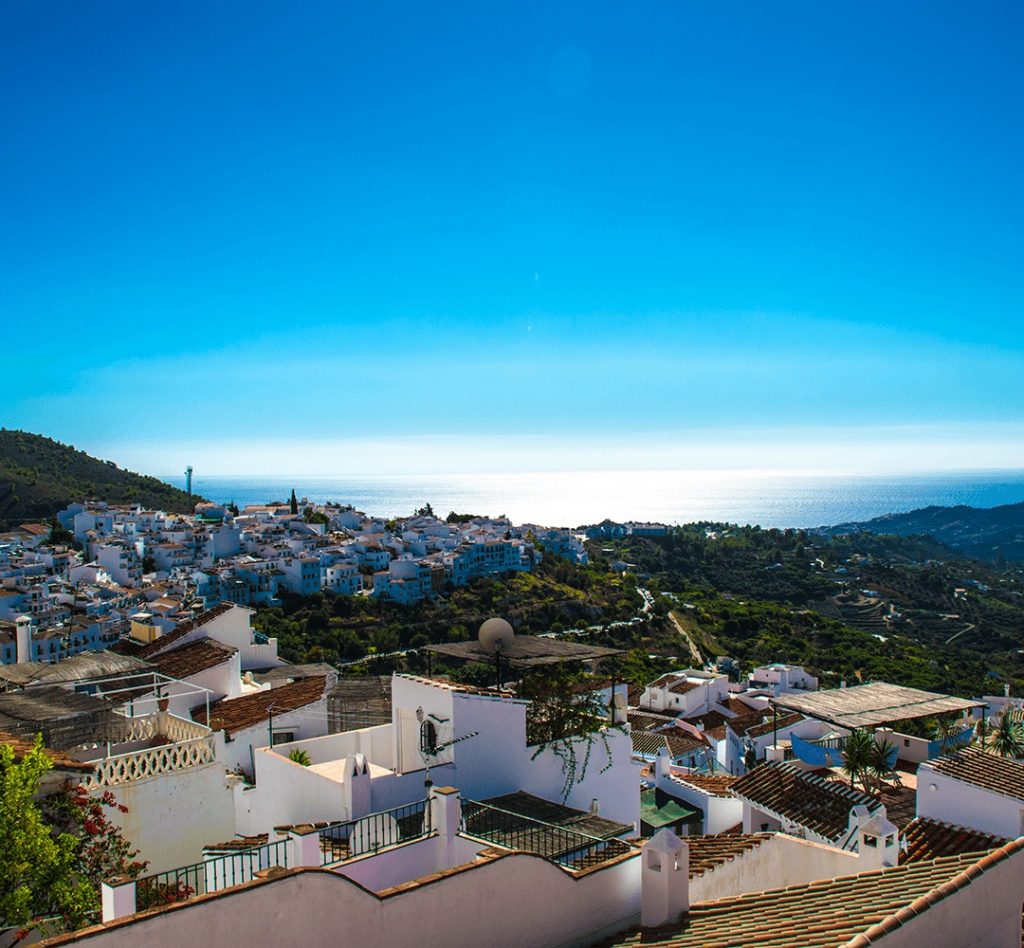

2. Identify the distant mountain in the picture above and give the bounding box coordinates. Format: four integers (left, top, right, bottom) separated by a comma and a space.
819, 501, 1024, 563
0, 429, 201, 526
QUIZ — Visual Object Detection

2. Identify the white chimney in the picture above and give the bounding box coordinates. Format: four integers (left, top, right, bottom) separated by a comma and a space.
15, 616, 32, 664
655, 747, 671, 781
641, 829, 689, 929
856, 812, 899, 870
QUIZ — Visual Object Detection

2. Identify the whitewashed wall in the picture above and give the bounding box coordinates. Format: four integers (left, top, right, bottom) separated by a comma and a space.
108, 761, 236, 873
916, 768, 1024, 839
72, 850, 642, 948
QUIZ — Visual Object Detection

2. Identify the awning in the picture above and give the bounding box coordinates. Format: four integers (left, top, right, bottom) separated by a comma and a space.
772, 682, 983, 730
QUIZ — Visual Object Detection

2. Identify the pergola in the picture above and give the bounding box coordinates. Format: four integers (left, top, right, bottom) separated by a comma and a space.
772, 682, 984, 731
422, 636, 622, 691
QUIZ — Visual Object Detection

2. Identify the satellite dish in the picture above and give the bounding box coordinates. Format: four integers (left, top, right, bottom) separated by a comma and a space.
613, 692, 628, 710
479, 617, 515, 653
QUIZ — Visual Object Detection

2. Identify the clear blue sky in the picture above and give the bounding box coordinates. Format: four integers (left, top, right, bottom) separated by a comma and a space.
3, 2, 1023, 474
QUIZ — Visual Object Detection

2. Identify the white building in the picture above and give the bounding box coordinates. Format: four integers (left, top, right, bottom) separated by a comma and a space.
917, 748, 1024, 839
640, 669, 729, 717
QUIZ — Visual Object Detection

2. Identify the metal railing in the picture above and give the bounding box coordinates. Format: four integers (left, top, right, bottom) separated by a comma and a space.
460, 800, 632, 871
134, 839, 290, 909
317, 799, 431, 866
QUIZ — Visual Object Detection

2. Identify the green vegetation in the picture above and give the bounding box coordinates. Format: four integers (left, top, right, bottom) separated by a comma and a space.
0, 737, 144, 937
593, 525, 1024, 697
287, 749, 312, 767
0, 429, 201, 527
250, 519, 1024, 702
253, 553, 643, 672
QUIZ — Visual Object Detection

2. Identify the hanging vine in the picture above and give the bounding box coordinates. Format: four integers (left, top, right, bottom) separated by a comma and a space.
524, 665, 626, 802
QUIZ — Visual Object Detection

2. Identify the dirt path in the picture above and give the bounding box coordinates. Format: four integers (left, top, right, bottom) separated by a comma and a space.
669, 610, 703, 664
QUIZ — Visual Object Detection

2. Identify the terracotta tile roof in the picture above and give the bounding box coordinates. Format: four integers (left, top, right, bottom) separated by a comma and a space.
113, 602, 237, 658
627, 710, 677, 731
668, 773, 739, 798
150, 639, 237, 680
668, 679, 701, 696
743, 712, 804, 739
684, 832, 771, 878
600, 841, 1024, 948
731, 763, 880, 842
203, 833, 269, 852
0, 730, 95, 773
631, 731, 706, 759
194, 676, 326, 736
900, 816, 1009, 864
682, 709, 730, 740
924, 747, 1024, 800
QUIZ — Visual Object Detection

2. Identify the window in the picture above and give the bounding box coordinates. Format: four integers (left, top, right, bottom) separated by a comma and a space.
271, 731, 295, 746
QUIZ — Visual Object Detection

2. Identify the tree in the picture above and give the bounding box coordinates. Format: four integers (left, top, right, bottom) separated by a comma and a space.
287, 749, 312, 767
840, 729, 875, 790
1, 739, 95, 935
989, 714, 1024, 759
864, 739, 901, 791
289, 489, 298, 516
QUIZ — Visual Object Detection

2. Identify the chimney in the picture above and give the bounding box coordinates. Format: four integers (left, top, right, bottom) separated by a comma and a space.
655, 747, 671, 782
641, 829, 689, 929
15, 615, 32, 664
856, 812, 899, 870
765, 745, 786, 763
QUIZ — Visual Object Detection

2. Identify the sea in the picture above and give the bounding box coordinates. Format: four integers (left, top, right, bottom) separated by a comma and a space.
160, 469, 1024, 530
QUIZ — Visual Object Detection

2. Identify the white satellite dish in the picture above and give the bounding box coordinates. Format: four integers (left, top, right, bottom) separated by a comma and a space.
612, 692, 628, 710
479, 617, 515, 653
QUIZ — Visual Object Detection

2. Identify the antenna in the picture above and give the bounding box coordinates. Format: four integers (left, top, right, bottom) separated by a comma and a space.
415, 706, 478, 790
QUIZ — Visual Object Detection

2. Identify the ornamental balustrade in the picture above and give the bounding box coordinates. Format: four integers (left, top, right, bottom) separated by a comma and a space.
81, 733, 217, 790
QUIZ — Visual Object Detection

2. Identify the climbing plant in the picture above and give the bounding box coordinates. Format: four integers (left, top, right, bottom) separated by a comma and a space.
523, 666, 625, 802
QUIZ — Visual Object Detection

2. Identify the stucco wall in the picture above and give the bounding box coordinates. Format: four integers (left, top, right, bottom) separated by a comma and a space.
917, 769, 1024, 839
71, 851, 642, 948
235, 748, 348, 836
689, 833, 859, 903
336, 835, 484, 892
109, 761, 235, 873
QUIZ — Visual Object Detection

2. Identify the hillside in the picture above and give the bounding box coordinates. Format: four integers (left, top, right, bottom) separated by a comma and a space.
818, 501, 1024, 562
0, 429, 201, 526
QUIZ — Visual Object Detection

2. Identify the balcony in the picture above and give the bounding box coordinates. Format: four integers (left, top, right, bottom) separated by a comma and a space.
78, 712, 216, 790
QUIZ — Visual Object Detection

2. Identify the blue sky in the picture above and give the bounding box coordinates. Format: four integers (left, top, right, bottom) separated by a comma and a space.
3, 2, 1023, 474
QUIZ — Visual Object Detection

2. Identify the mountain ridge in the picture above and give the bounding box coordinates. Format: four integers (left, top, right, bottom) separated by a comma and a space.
0, 429, 202, 526
819, 500, 1024, 562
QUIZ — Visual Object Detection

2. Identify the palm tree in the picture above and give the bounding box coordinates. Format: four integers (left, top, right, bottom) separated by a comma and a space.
932, 715, 963, 754
288, 748, 312, 767
841, 729, 875, 790
864, 739, 902, 792
988, 715, 1024, 759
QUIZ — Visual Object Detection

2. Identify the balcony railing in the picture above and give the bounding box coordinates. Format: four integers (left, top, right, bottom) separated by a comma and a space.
460, 800, 632, 871
81, 733, 216, 790
134, 838, 290, 908
317, 799, 432, 865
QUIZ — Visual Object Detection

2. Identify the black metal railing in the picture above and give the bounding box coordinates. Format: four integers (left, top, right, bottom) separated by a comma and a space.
317, 799, 431, 866
460, 800, 632, 871
134, 839, 289, 909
